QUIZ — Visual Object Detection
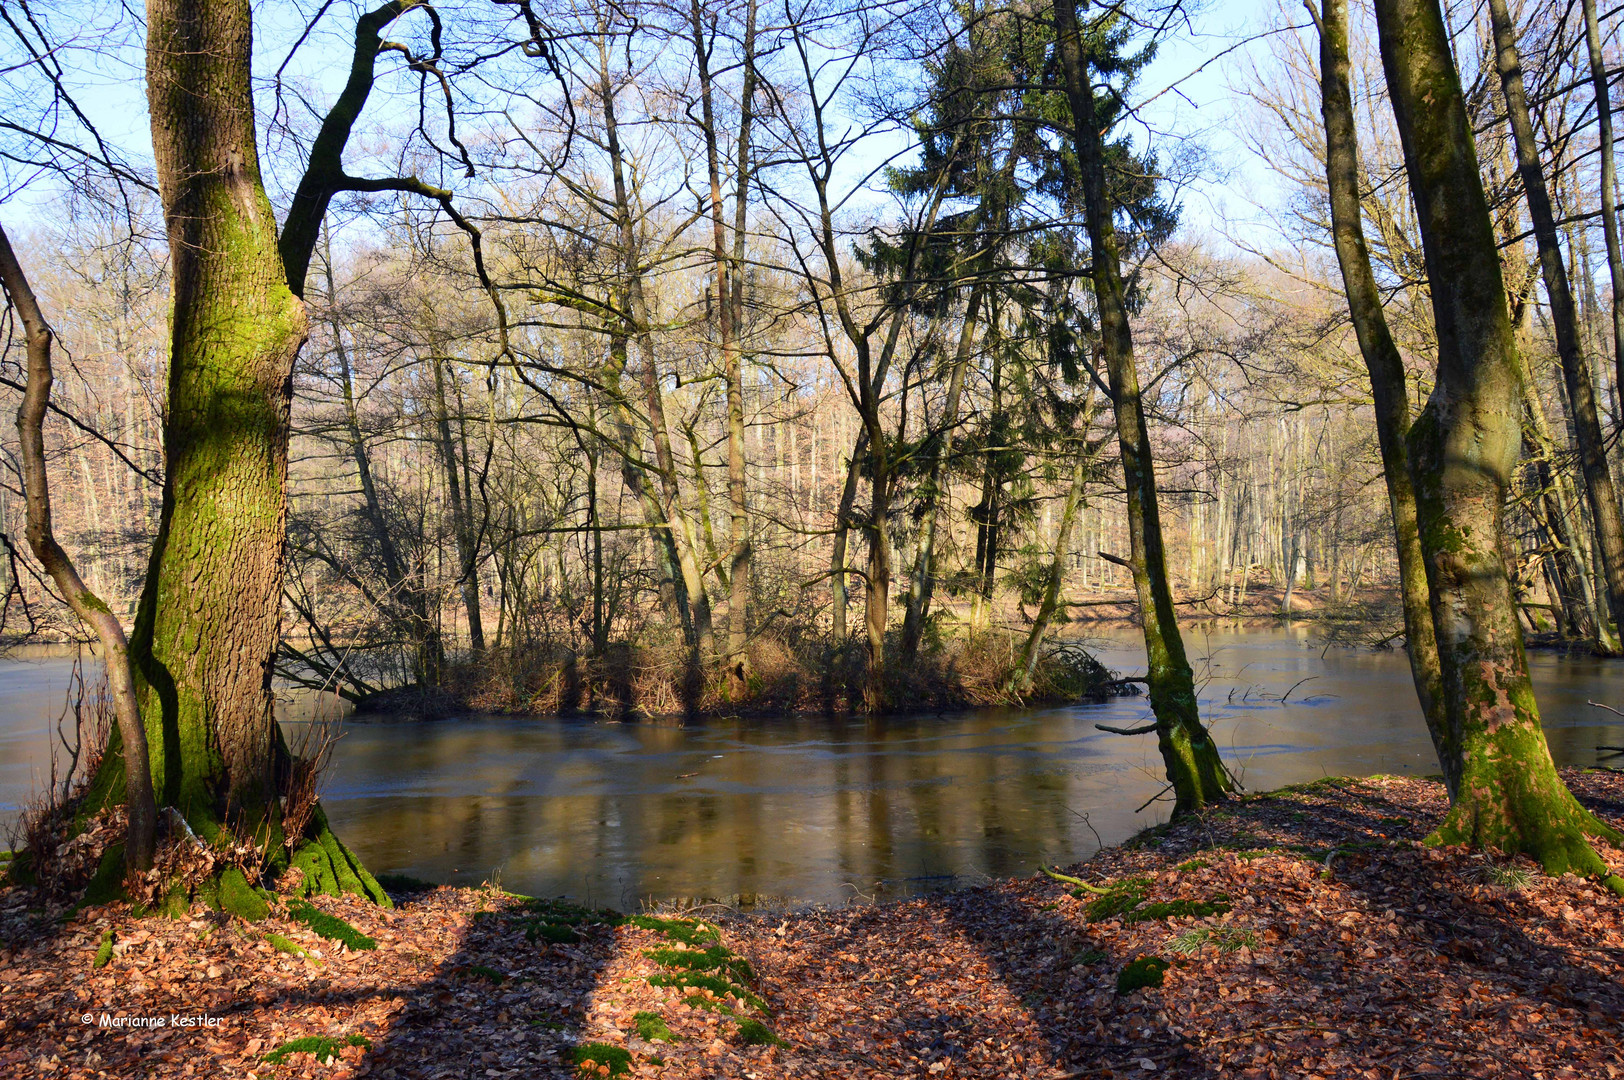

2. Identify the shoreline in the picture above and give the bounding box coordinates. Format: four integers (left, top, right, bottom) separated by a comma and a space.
4, 768, 1623, 1077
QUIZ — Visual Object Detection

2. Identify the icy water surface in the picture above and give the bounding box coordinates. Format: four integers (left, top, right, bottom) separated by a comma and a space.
3, 627, 1622, 907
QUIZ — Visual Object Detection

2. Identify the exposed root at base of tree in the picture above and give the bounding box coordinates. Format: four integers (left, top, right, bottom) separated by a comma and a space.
3, 768, 1623, 1078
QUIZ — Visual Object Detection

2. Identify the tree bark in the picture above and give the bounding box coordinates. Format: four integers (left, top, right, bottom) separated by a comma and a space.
429, 350, 486, 652
1487, 0, 1624, 654
1313, 0, 1448, 759
1011, 382, 1100, 694
1581, 0, 1624, 410
1372, 0, 1623, 885
0, 222, 158, 871
689, 0, 753, 695
139, 0, 311, 823
1053, 0, 1230, 817
901, 285, 983, 661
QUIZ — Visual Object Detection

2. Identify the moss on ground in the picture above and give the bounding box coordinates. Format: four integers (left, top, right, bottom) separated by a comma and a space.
261, 1033, 369, 1064
625, 914, 719, 946
374, 872, 437, 895
285, 899, 375, 950
1116, 956, 1170, 994
265, 933, 317, 962
93, 929, 113, 969
633, 1010, 676, 1043
648, 971, 767, 1013
734, 1018, 787, 1047
644, 944, 755, 982
572, 1042, 632, 1077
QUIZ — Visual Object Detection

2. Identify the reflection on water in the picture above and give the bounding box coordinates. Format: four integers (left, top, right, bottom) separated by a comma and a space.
3, 628, 1623, 906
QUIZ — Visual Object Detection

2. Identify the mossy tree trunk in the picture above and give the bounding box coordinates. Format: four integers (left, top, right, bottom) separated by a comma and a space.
74, 0, 431, 910
1487, 0, 1624, 654
1052, 0, 1230, 818
1371, 0, 1623, 885
1313, 0, 1449, 761
139, 0, 311, 827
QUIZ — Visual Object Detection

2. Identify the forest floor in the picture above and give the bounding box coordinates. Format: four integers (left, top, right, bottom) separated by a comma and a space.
4, 768, 1624, 1079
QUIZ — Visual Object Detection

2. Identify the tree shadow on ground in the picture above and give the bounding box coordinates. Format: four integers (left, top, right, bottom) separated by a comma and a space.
933, 770, 1624, 1077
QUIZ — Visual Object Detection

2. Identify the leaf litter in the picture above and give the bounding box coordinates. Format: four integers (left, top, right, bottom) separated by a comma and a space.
1, 767, 1621, 1078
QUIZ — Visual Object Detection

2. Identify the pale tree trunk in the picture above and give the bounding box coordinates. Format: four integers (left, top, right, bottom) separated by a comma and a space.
1054, 0, 1230, 816
689, 0, 755, 695
597, 42, 713, 658
1488, 0, 1624, 653
1010, 381, 1100, 693
0, 222, 157, 871
830, 429, 865, 644
1582, 0, 1624, 407
1314, 0, 1448, 758
901, 285, 983, 661
1372, 0, 1623, 885
323, 254, 441, 685
1521, 371, 1602, 641
429, 351, 486, 653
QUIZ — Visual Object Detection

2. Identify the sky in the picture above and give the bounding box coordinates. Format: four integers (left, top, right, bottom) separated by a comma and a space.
2, 0, 1296, 247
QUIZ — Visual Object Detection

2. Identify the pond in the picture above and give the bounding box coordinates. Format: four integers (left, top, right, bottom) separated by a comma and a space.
3, 627, 1622, 908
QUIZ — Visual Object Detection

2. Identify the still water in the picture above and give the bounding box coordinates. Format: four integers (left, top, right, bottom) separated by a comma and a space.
3, 628, 1623, 908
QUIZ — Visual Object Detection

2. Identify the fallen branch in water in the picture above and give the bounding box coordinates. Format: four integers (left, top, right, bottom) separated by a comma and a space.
1096, 721, 1158, 736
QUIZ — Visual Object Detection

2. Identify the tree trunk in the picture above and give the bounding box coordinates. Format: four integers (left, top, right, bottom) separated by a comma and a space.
1011, 382, 1100, 693
0, 222, 158, 872
831, 428, 865, 644
1314, 0, 1448, 758
1053, 0, 1230, 817
1487, 0, 1624, 653
139, 0, 311, 824
1582, 0, 1624, 410
1372, 0, 1623, 885
429, 351, 486, 653
688, 0, 754, 696
901, 285, 983, 661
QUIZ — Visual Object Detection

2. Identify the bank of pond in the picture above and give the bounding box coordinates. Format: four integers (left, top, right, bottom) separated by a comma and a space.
3, 768, 1622, 1078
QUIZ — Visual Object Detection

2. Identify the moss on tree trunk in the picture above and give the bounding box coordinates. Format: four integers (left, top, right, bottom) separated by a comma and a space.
1373, 0, 1622, 888
1053, 0, 1230, 817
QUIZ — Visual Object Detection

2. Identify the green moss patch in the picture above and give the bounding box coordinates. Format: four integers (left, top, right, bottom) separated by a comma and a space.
265, 933, 317, 962
526, 921, 580, 944
1122, 897, 1232, 924
286, 899, 376, 950
517, 898, 621, 945
650, 971, 767, 1013
1116, 956, 1171, 994
645, 944, 755, 983
735, 1018, 787, 1047
219, 867, 269, 922
626, 914, 720, 946
571, 1042, 632, 1077
465, 964, 506, 983
633, 1010, 676, 1043
93, 929, 114, 969
261, 1033, 370, 1064
1082, 879, 1150, 921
